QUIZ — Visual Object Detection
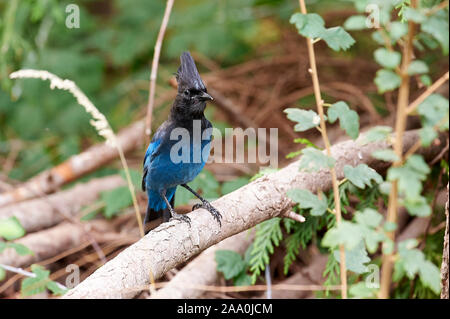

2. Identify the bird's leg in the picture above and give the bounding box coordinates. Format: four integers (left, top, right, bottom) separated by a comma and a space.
181, 184, 222, 226
161, 191, 191, 226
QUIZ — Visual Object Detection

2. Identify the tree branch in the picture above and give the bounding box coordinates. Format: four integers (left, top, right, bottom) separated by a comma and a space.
63, 130, 446, 299
145, 0, 175, 138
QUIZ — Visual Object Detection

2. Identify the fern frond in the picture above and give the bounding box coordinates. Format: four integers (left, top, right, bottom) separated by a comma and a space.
249, 218, 282, 283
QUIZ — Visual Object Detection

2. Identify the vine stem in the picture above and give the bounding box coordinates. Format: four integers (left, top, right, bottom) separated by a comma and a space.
145, 0, 175, 139
379, 0, 417, 299
117, 145, 145, 238
406, 71, 449, 114
298, 0, 347, 299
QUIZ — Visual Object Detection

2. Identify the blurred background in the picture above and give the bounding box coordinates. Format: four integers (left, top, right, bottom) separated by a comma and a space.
0, 0, 448, 299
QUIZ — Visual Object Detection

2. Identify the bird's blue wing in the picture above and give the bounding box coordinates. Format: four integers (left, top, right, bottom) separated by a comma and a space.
142, 138, 161, 191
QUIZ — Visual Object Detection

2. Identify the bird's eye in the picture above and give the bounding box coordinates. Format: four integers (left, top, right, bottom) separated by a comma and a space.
184, 90, 190, 97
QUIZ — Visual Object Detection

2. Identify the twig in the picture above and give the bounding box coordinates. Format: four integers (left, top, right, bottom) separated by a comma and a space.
0, 263, 67, 290
379, 0, 417, 299
145, 0, 175, 138
281, 210, 306, 223
298, 0, 347, 299
406, 71, 449, 115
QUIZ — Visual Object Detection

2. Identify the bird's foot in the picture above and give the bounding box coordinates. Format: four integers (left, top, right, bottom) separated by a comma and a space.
192, 202, 222, 227
170, 212, 191, 226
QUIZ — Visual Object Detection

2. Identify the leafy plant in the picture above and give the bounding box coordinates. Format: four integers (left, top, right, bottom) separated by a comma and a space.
20, 264, 67, 297
215, 248, 252, 286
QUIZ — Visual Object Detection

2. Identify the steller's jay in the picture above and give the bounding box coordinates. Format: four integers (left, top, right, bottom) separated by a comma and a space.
142, 51, 222, 228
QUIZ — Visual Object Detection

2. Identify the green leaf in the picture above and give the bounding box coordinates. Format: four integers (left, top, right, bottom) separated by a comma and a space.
349, 282, 377, 298
322, 221, 364, 250
344, 164, 383, 189
287, 189, 327, 216
344, 15, 367, 30
403, 196, 431, 217
375, 69, 401, 93
290, 13, 325, 39
407, 60, 429, 75
222, 177, 249, 195
353, 208, 385, 253
397, 239, 441, 294
403, 7, 426, 23
419, 126, 437, 147
398, 241, 424, 279
355, 208, 383, 229
422, 14, 449, 54
374, 48, 401, 69
6, 243, 34, 256
362, 126, 392, 144
419, 260, 441, 295
417, 94, 449, 129
0, 266, 5, 282
46, 281, 67, 296
0, 217, 26, 241
383, 221, 397, 232
215, 250, 246, 280
420, 74, 432, 87
372, 149, 400, 162
290, 13, 355, 51
284, 108, 321, 132
327, 101, 359, 139
20, 264, 67, 297
233, 271, 252, 287
387, 155, 430, 199
298, 147, 335, 172
334, 241, 370, 274
321, 27, 356, 51
100, 186, 132, 218
390, 21, 408, 42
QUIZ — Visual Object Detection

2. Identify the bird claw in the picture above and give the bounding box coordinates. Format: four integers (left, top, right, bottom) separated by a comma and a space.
170, 212, 191, 226
192, 202, 222, 227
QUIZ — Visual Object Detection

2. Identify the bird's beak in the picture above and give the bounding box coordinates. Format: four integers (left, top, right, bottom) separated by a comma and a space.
198, 91, 214, 101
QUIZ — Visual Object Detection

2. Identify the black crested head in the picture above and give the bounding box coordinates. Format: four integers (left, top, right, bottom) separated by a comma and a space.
176, 51, 206, 93
171, 52, 213, 122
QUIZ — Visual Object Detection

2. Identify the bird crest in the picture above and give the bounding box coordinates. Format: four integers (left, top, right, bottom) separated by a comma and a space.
175, 51, 206, 92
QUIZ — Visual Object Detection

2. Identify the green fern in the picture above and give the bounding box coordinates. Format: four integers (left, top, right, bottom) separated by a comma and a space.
249, 218, 283, 283
283, 214, 322, 274
322, 252, 340, 297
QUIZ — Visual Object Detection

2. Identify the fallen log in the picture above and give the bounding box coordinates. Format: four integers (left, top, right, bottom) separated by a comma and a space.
63, 130, 446, 299
151, 230, 254, 299
0, 221, 109, 268
0, 121, 144, 208
0, 175, 124, 232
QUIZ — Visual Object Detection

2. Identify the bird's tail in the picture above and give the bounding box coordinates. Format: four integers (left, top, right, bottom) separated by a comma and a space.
143, 196, 174, 225
144, 189, 176, 230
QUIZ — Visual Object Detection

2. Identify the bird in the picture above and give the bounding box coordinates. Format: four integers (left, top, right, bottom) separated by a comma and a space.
142, 51, 222, 229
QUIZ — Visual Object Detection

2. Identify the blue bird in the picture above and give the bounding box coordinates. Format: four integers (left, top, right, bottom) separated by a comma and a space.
142, 52, 222, 228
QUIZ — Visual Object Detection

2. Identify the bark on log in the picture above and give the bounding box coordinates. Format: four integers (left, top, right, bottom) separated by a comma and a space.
63, 130, 446, 299
151, 230, 254, 299
441, 183, 449, 299
0, 222, 108, 268
0, 175, 124, 232
0, 121, 144, 208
